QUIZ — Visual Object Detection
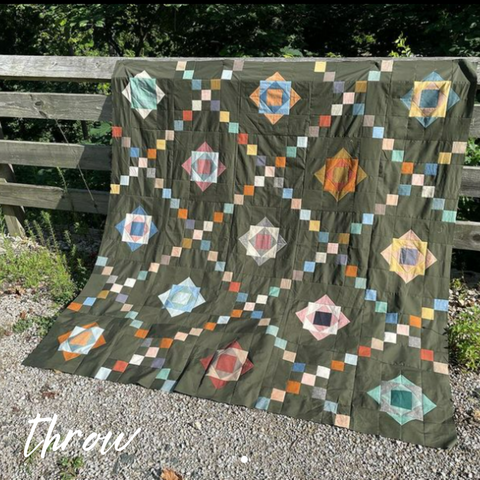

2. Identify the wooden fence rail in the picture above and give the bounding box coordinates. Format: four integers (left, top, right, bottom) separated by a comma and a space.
0, 55, 479, 250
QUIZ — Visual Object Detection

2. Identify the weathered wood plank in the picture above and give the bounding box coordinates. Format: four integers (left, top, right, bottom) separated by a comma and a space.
460, 166, 480, 198
0, 182, 479, 249
0, 140, 111, 171
453, 220, 480, 251
0, 92, 111, 121
0, 56, 120, 82
469, 106, 480, 137
2, 92, 480, 137
0, 141, 479, 197
0, 183, 109, 215
0, 140, 479, 196
0, 55, 478, 82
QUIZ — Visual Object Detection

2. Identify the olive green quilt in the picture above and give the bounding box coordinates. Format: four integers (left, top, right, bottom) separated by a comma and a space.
24, 58, 477, 448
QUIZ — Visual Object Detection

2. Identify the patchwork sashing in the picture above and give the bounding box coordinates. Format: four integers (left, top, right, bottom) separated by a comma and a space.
24, 59, 476, 449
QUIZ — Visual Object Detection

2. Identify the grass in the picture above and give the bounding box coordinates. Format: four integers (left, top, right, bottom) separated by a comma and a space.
25, 212, 91, 294
57, 456, 84, 480
22, 439, 54, 475
449, 304, 480, 371
0, 212, 91, 308
21, 434, 84, 478
12, 314, 57, 336
0, 238, 77, 305
0, 211, 96, 337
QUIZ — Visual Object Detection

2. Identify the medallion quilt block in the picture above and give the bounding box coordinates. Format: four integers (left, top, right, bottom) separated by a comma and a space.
24, 58, 477, 448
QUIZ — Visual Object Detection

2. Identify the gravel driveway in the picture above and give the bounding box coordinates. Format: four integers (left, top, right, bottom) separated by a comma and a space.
0, 241, 479, 479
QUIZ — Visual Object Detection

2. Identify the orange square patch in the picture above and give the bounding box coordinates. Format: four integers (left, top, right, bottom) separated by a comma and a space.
286, 380, 301, 395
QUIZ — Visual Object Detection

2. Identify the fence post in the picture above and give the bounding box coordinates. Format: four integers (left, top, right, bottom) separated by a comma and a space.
0, 122, 26, 236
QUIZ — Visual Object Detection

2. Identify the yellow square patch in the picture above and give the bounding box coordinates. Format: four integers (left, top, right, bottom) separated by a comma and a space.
247, 144, 258, 156
219, 111, 230, 123
309, 220, 321, 232
438, 152, 452, 164
110, 184, 120, 194
421, 307, 435, 320
355, 81, 368, 93
211, 79, 221, 90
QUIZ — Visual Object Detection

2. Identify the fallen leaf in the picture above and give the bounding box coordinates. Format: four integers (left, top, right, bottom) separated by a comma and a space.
161, 468, 183, 480
41, 391, 58, 399
40, 384, 58, 399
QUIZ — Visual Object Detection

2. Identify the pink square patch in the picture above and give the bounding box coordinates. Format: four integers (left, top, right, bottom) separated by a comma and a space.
196, 159, 212, 175
255, 234, 272, 250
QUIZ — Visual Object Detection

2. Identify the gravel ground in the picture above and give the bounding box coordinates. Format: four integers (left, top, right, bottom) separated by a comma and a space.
0, 239, 479, 479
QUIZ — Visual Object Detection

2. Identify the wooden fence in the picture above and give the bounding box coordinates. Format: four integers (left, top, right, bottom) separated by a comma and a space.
0, 55, 479, 250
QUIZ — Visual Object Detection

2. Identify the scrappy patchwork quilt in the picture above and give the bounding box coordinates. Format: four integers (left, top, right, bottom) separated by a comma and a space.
24, 58, 477, 448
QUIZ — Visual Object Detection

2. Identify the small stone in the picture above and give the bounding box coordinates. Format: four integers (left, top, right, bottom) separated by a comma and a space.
471, 409, 480, 423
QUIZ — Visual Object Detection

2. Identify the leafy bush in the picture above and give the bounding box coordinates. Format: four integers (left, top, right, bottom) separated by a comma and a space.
449, 305, 480, 371
25, 211, 91, 293
0, 211, 92, 306
12, 315, 56, 336
0, 238, 76, 305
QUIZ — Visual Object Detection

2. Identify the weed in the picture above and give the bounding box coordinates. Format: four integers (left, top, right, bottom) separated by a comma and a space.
57, 456, 84, 480
449, 304, 480, 371
0, 238, 76, 305
13, 315, 56, 337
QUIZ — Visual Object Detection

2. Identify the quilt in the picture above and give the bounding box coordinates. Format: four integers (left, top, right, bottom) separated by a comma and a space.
24, 58, 477, 448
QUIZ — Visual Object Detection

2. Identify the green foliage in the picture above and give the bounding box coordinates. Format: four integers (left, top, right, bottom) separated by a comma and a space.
1, 5, 480, 59
0, 4, 479, 271
449, 304, 480, 371
57, 456, 84, 480
0, 212, 91, 308
25, 212, 91, 292
459, 139, 480, 222
13, 315, 56, 336
0, 208, 6, 235
389, 34, 414, 58
22, 439, 54, 475
0, 237, 76, 305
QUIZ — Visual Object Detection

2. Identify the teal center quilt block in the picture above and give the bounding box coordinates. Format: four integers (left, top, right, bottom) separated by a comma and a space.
24, 58, 477, 448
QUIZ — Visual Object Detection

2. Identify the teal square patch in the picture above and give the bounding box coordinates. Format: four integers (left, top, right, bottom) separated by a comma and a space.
130, 77, 157, 109
391, 390, 412, 410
